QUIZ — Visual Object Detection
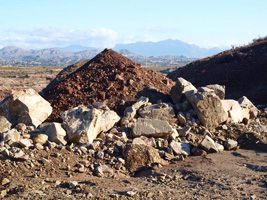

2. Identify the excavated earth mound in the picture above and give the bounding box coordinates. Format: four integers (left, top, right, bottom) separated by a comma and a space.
42, 59, 90, 94
167, 39, 267, 106
43, 49, 174, 121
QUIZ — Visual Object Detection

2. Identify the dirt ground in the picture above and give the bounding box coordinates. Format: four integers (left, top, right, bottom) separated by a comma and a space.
0, 66, 266, 199
0, 148, 266, 200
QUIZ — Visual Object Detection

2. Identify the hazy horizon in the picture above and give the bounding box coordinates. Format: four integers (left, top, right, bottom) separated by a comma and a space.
1, 0, 266, 49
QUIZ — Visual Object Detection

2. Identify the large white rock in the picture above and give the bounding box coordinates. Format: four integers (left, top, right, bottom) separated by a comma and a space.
62, 105, 119, 144
222, 100, 244, 123
170, 77, 197, 104
62, 106, 102, 144
0, 89, 52, 127
131, 118, 176, 138
206, 84, 225, 100
39, 122, 68, 145
100, 110, 120, 133
238, 96, 258, 119
185, 90, 228, 128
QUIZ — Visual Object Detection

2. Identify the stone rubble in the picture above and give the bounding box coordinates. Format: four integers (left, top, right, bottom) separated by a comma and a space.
0, 75, 264, 181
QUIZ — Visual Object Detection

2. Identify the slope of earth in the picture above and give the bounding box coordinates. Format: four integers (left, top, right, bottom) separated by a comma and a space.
41, 59, 90, 94
167, 39, 267, 106
43, 49, 175, 122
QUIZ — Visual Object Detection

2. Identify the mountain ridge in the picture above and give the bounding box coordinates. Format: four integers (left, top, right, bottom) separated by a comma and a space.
114, 39, 223, 58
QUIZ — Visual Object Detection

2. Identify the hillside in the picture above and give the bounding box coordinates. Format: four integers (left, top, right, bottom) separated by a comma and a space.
114, 39, 222, 58
167, 38, 267, 106
0, 46, 194, 68
0, 46, 100, 67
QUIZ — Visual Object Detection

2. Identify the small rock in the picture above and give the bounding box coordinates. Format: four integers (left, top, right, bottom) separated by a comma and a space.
55, 180, 61, 186
186, 132, 195, 143
215, 142, 224, 152
39, 122, 68, 145
35, 143, 44, 150
0, 189, 7, 198
3, 129, 21, 145
170, 141, 191, 156
126, 191, 137, 197
33, 134, 48, 145
13, 149, 25, 159
69, 181, 78, 189
1, 178, 10, 186
222, 124, 228, 130
95, 165, 113, 177
15, 123, 27, 132
19, 138, 32, 148
177, 112, 186, 125
199, 135, 218, 153
224, 139, 238, 150
191, 147, 207, 156
178, 126, 191, 137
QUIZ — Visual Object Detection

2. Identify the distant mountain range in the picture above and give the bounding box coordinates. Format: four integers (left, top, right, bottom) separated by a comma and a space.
52, 39, 224, 58
114, 39, 223, 58
0, 39, 225, 67
0, 46, 101, 67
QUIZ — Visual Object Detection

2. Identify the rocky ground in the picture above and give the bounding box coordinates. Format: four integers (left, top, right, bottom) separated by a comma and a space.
0, 50, 267, 199
0, 134, 266, 199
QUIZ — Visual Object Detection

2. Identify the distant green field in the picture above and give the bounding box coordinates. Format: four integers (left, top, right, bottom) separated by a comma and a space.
0, 66, 60, 78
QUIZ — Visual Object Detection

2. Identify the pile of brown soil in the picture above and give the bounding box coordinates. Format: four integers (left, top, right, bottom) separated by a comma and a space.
167, 39, 267, 106
42, 49, 174, 121
41, 59, 90, 94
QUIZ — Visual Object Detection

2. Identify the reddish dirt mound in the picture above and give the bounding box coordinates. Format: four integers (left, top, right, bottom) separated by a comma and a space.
167, 39, 267, 106
43, 49, 175, 121
41, 59, 90, 94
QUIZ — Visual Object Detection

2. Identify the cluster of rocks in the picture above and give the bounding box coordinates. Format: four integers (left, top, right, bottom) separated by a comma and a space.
0, 74, 261, 182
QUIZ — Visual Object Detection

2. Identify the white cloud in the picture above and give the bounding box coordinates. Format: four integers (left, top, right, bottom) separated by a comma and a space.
0, 27, 119, 49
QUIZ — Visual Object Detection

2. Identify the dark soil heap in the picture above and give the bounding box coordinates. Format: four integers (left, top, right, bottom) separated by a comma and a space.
167, 38, 267, 106
43, 49, 174, 121
42, 59, 90, 94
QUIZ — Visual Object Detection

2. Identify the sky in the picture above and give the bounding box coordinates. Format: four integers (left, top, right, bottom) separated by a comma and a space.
0, 0, 267, 49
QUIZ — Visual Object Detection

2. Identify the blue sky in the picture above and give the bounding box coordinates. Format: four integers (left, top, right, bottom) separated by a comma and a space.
0, 0, 266, 49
